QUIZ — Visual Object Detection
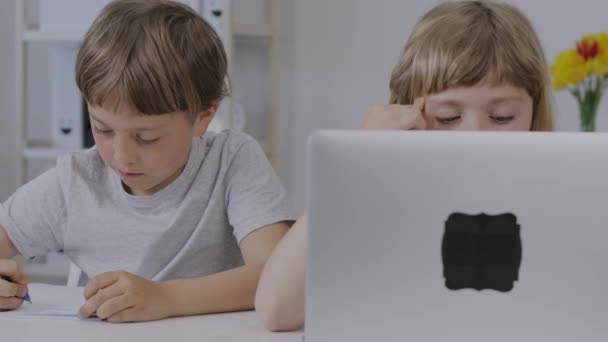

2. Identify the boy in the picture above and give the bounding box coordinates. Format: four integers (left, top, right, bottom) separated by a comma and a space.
0, 0, 295, 322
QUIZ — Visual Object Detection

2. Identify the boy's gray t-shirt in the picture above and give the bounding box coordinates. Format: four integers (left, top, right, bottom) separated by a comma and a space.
0, 130, 296, 283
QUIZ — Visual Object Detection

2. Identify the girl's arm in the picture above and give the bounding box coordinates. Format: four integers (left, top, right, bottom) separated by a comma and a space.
255, 215, 307, 332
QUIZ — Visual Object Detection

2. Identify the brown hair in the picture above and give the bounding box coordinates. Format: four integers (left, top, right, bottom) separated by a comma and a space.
389, 1, 554, 131
76, 0, 228, 119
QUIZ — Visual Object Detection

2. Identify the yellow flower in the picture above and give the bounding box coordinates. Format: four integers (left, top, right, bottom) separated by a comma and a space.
579, 33, 608, 76
550, 49, 588, 90
551, 32, 608, 90
552, 32, 608, 131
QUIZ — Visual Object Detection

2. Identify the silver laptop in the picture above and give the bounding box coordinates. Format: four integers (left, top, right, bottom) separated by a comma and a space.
306, 130, 608, 342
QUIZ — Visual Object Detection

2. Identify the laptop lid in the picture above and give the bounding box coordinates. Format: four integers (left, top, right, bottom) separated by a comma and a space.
306, 130, 608, 342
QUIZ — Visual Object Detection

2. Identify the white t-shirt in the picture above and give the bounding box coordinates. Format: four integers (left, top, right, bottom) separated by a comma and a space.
0, 130, 296, 284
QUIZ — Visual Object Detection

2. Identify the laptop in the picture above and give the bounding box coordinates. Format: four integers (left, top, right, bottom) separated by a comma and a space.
306, 130, 608, 342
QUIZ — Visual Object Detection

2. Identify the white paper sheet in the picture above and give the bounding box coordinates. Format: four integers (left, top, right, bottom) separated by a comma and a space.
0, 283, 85, 319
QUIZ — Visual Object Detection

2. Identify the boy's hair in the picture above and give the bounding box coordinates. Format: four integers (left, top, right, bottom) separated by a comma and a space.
389, 1, 554, 131
76, 0, 228, 119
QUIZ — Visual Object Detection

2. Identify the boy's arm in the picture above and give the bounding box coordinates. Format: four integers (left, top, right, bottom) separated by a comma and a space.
255, 215, 306, 331
164, 220, 290, 316
79, 221, 290, 322
0, 224, 18, 259
0, 166, 66, 260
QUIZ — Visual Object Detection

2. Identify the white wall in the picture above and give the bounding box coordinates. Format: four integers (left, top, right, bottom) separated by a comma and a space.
0, 0, 18, 202
286, 0, 608, 211
277, 0, 296, 195
508, 0, 608, 130
2, 0, 608, 211
0, 0, 293, 201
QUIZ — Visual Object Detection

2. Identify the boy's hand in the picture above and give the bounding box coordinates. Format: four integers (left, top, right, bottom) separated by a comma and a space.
362, 98, 430, 130
79, 271, 171, 322
0, 259, 28, 310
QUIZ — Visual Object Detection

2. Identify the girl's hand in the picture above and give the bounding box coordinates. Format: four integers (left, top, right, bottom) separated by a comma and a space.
362, 98, 430, 130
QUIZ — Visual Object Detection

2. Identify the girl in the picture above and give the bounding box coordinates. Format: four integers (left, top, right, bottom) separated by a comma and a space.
255, 0, 554, 331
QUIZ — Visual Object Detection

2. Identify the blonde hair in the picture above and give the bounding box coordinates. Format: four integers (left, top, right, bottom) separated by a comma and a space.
76, 0, 228, 120
389, 1, 554, 131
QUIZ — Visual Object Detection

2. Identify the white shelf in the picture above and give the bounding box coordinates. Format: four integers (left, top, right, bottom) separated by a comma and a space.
17, 254, 70, 285
22, 264, 69, 284
233, 23, 272, 37
23, 23, 272, 44
23, 30, 82, 44
259, 140, 273, 157
23, 147, 84, 160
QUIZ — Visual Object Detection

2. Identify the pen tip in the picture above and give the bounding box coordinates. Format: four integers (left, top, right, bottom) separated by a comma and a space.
23, 293, 31, 303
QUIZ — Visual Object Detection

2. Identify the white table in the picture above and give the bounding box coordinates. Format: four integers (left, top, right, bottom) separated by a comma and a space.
0, 311, 303, 342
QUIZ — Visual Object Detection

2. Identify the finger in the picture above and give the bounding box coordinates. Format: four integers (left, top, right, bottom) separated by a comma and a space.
411, 97, 429, 130
412, 114, 427, 130
396, 106, 425, 130
0, 260, 27, 285
84, 271, 121, 299
79, 285, 123, 319
0, 278, 27, 298
413, 97, 426, 112
106, 307, 138, 323
16, 273, 28, 286
95, 294, 134, 321
361, 105, 383, 129
0, 297, 24, 310
107, 307, 161, 324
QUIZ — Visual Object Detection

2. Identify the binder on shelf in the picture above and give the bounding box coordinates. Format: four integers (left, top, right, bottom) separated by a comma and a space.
82, 98, 94, 148
50, 46, 82, 149
202, 0, 227, 40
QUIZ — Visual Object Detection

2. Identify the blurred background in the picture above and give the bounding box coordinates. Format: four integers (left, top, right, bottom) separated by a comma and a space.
0, 0, 607, 283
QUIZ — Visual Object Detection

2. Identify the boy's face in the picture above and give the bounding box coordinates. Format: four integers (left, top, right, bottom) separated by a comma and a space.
423, 81, 534, 131
88, 99, 215, 196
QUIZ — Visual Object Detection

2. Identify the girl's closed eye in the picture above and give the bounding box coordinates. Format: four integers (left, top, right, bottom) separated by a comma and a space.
490, 114, 515, 124
435, 115, 461, 125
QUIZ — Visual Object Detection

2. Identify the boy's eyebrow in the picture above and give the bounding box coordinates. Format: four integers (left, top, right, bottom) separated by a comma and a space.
88, 112, 166, 131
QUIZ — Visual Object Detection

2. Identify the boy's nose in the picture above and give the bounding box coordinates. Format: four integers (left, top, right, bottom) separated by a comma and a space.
113, 136, 138, 166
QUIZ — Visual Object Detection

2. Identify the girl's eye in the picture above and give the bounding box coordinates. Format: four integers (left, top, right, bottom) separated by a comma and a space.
491, 115, 515, 124
436, 116, 461, 124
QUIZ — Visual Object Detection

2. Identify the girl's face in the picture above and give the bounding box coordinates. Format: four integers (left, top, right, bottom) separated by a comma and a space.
424, 81, 533, 131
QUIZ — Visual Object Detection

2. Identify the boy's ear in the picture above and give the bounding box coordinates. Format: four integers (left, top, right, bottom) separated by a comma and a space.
192, 100, 220, 137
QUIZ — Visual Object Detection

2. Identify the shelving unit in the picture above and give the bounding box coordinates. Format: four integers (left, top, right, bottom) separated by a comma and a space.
16, 0, 280, 167
23, 31, 83, 43
233, 23, 273, 37
14, 0, 281, 283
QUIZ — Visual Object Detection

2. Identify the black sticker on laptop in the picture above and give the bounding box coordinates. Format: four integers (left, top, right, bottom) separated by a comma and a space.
442, 213, 521, 292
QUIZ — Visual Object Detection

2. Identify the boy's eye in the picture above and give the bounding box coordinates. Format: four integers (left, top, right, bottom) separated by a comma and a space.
491, 115, 515, 124
436, 116, 461, 124
94, 127, 113, 135
137, 136, 160, 145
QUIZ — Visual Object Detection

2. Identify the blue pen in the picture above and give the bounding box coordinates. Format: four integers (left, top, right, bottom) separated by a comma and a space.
1, 275, 31, 303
